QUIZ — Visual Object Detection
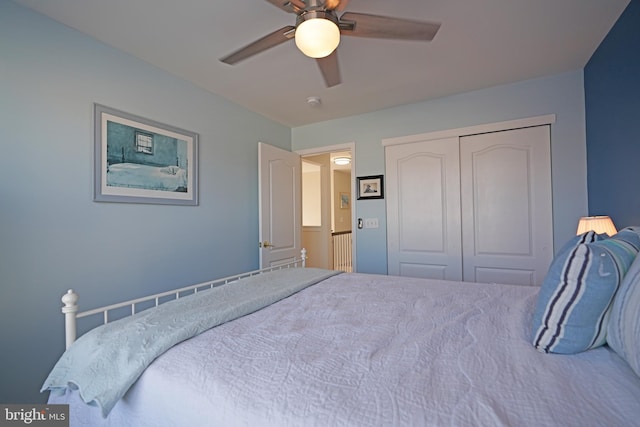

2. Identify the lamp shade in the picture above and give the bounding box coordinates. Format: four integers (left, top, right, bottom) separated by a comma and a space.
576, 215, 617, 236
295, 17, 340, 58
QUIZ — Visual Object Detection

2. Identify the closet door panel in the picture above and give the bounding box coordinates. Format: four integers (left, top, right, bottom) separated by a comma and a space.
399, 154, 445, 252
470, 144, 532, 255
386, 137, 462, 280
460, 125, 553, 285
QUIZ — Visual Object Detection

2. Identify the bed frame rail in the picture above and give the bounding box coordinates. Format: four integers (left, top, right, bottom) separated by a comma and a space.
61, 249, 306, 349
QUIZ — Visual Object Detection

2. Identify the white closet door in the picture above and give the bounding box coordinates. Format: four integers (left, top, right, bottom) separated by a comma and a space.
386, 137, 462, 280
460, 125, 553, 285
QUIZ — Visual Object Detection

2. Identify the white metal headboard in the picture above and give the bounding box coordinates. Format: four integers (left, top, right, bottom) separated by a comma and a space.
61, 249, 306, 350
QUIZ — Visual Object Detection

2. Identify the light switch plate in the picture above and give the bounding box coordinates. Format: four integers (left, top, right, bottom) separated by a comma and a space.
364, 218, 379, 228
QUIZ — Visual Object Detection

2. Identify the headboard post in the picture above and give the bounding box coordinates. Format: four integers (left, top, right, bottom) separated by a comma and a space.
301, 248, 307, 268
62, 289, 79, 350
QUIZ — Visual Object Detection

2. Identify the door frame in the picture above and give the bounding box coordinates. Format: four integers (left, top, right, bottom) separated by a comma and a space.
296, 142, 357, 272
381, 115, 556, 147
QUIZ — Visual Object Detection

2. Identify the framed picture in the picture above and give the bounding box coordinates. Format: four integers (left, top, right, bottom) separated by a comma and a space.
357, 175, 384, 200
94, 104, 198, 205
340, 192, 350, 209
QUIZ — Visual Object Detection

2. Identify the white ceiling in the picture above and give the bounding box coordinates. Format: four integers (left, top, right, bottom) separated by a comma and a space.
14, 0, 630, 127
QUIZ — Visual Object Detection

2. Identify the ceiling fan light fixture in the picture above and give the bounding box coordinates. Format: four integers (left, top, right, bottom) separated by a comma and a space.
295, 12, 340, 59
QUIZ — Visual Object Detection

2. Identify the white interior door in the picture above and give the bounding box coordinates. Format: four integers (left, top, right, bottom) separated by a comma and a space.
258, 142, 302, 268
460, 125, 553, 285
386, 137, 463, 280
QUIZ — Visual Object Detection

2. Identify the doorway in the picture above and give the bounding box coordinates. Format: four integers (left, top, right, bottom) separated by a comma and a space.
299, 145, 355, 272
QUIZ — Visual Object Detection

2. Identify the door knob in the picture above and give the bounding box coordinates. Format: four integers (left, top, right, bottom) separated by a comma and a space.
259, 240, 275, 248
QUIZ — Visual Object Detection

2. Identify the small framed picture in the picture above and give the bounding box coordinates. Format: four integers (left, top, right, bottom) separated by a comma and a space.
340, 192, 350, 209
357, 175, 384, 200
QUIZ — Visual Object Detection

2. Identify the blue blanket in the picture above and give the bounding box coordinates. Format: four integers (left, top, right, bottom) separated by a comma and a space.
41, 267, 341, 417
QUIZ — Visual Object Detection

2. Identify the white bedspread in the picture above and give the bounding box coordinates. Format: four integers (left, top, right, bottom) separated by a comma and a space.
50, 273, 640, 426
42, 267, 339, 416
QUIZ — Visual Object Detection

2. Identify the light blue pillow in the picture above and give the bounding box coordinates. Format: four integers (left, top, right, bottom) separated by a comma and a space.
532, 229, 640, 354
607, 234, 640, 377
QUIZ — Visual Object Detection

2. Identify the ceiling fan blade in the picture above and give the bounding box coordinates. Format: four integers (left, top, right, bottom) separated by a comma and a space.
316, 51, 341, 87
220, 26, 296, 65
339, 12, 441, 41
264, 0, 305, 13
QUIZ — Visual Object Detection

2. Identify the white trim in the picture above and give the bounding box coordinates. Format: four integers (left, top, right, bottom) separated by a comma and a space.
296, 142, 357, 272
382, 114, 557, 147
296, 142, 354, 156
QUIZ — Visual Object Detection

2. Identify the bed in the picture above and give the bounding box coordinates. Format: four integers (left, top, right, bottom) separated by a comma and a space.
42, 234, 640, 426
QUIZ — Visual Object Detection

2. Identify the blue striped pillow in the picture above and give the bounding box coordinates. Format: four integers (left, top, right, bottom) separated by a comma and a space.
532, 229, 640, 354
607, 228, 640, 377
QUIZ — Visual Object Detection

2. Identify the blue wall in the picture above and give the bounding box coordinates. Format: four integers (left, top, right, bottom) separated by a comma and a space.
585, 0, 640, 228
0, 1, 290, 404
293, 71, 590, 274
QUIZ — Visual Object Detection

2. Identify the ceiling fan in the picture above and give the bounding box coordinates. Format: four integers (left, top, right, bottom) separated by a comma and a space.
219, 0, 441, 87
